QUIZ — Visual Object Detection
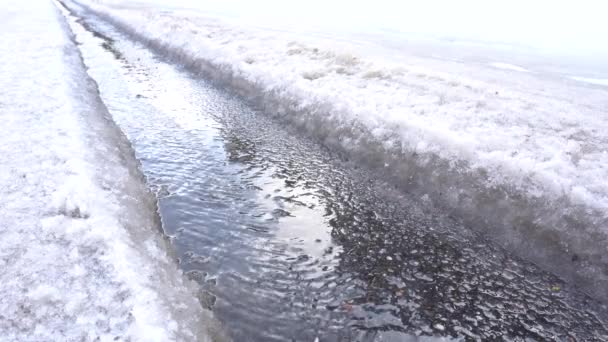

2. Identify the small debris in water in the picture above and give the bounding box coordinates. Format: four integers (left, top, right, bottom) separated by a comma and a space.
297, 254, 310, 261
433, 323, 445, 331
341, 303, 353, 312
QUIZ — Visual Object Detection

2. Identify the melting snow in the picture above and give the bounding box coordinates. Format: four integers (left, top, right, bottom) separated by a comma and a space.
0, 1, 225, 341
65, 0, 608, 299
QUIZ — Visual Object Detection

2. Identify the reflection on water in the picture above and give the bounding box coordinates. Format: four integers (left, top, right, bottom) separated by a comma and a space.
71, 11, 608, 342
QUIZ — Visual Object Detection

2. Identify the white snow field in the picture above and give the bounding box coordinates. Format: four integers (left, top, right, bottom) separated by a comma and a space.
0, 1, 226, 341
65, 0, 608, 300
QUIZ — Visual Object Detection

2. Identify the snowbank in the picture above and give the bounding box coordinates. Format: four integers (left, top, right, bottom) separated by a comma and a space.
0, 1, 226, 340
67, 0, 608, 300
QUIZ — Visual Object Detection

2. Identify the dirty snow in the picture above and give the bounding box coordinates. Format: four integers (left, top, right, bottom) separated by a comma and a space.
0, 1, 225, 341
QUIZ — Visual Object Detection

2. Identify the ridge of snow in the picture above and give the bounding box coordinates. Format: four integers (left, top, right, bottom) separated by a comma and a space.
488, 62, 530, 72
570, 76, 608, 87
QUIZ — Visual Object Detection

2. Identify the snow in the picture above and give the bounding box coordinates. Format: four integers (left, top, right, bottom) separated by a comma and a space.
488, 62, 529, 72
570, 76, 608, 87
0, 1, 225, 341
66, 0, 608, 299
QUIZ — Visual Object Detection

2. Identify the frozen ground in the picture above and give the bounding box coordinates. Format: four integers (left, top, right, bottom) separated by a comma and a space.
67, 0, 608, 299
0, 1, 225, 341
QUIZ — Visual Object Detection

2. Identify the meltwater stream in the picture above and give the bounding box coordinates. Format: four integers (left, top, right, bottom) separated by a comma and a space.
65, 8, 608, 342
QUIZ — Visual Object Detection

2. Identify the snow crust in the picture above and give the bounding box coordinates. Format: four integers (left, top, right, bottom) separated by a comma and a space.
0, 1, 226, 340
68, 0, 608, 300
